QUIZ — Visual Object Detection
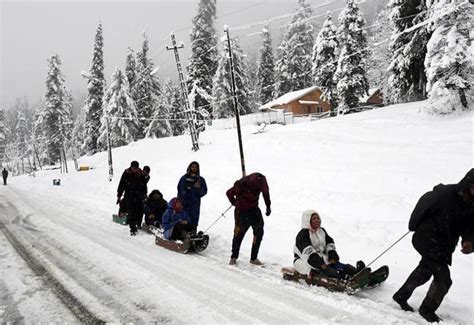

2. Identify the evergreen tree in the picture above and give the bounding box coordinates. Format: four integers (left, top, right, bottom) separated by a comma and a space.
425, 0, 473, 113
132, 32, 161, 138
125, 47, 136, 87
187, 0, 218, 117
387, 0, 431, 103
98, 67, 138, 148
0, 109, 6, 162
312, 12, 339, 110
41, 54, 72, 163
334, 0, 370, 110
366, 9, 392, 90
83, 22, 105, 154
257, 26, 275, 105
16, 110, 28, 154
163, 79, 186, 136
275, 0, 315, 97
212, 36, 252, 118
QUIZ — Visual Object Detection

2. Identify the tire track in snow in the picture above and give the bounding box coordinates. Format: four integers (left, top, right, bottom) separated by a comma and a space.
0, 203, 105, 325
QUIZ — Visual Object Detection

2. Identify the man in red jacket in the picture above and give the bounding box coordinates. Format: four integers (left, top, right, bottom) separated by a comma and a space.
226, 172, 271, 266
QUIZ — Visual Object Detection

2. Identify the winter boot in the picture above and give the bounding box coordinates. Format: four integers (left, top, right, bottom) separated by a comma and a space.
392, 293, 414, 312
250, 258, 264, 266
229, 258, 237, 265
419, 309, 441, 323
130, 230, 137, 236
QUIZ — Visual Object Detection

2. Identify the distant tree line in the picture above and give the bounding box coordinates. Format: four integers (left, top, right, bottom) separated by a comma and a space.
1, 0, 471, 173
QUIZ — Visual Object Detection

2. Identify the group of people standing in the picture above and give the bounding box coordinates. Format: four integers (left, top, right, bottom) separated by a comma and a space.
116, 161, 474, 323
116, 161, 207, 237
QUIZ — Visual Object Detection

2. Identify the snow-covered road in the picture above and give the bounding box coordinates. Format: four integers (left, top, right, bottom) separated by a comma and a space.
1, 186, 425, 324
1, 102, 472, 324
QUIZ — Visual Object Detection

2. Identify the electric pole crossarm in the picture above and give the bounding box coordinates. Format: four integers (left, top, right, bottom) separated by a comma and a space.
166, 32, 199, 151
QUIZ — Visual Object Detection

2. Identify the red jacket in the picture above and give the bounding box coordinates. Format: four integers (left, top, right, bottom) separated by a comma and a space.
226, 173, 271, 212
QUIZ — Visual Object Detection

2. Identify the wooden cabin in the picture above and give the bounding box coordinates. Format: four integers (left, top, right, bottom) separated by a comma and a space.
259, 86, 331, 115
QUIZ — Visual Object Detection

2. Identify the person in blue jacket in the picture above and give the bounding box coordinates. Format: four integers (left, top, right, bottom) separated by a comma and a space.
177, 161, 207, 232
162, 197, 192, 241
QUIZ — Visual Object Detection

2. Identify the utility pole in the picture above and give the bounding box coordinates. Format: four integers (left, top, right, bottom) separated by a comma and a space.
224, 25, 246, 177
166, 32, 199, 151
105, 114, 114, 181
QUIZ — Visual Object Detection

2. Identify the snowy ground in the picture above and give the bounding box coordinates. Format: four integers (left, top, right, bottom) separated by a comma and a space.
1, 101, 473, 324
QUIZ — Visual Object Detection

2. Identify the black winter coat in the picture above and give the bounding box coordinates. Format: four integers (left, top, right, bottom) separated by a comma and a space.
117, 168, 146, 203
409, 169, 474, 265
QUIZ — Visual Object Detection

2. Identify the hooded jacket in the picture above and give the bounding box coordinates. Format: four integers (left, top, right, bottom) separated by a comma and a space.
226, 172, 271, 212
162, 198, 191, 240
293, 210, 339, 270
409, 168, 474, 265
177, 161, 207, 226
144, 190, 168, 226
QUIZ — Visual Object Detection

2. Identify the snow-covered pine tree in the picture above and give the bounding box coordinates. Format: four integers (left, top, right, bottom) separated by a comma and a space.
275, 0, 315, 97
98, 67, 138, 148
132, 32, 161, 139
257, 26, 275, 105
15, 110, 28, 154
187, 0, 218, 117
125, 47, 136, 87
425, 0, 473, 113
366, 9, 392, 93
41, 54, 73, 164
312, 12, 339, 111
387, 0, 431, 103
145, 87, 172, 138
83, 22, 105, 154
0, 109, 5, 162
334, 0, 370, 110
163, 79, 186, 136
212, 35, 252, 118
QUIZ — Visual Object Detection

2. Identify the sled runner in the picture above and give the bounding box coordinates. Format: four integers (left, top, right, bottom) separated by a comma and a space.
155, 231, 209, 254
281, 265, 389, 294
112, 213, 129, 225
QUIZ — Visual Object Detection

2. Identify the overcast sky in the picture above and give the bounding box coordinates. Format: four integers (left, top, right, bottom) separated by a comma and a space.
1, 0, 384, 109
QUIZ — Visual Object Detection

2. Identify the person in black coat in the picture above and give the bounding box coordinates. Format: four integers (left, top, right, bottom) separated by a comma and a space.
393, 169, 474, 323
144, 189, 168, 227
2, 168, 8, 185
117, 161, 147, 236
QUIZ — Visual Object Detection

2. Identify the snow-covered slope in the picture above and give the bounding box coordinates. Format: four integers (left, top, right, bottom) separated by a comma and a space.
1, 101, 472, 323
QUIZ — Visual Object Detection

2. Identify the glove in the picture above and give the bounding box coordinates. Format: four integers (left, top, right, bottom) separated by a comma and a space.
461, 241, 473, 254
265, 206, 271, 216
116, 197, 121, 205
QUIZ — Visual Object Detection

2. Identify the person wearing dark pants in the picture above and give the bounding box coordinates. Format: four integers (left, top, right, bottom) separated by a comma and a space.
226, 172, 271, 266
2, 168, 8, 185
116, 161, 146, 236
393, 169, 474, 323
231, 207, 265, 263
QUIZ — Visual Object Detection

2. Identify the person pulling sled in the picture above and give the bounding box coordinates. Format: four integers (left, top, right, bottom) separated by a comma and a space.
393, 169, 474, 323
283, 209, 388, 293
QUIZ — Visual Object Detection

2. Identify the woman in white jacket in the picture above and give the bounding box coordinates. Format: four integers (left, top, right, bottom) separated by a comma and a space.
293, 209, 363, 279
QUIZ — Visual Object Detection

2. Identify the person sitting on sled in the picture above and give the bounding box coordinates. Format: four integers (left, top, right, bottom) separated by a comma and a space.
162, 197, 192, 242
144, 189, 168, 227
293, 209, 364, 279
